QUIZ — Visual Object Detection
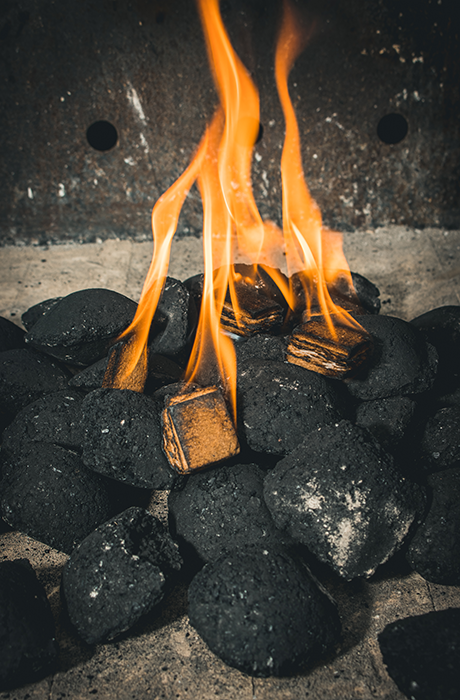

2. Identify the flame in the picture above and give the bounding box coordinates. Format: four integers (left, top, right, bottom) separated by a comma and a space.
275, 0, 360, 335
105, 0, 361, 413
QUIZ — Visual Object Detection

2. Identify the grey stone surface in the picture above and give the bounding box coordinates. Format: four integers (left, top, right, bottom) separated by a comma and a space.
0, 226, 459, 697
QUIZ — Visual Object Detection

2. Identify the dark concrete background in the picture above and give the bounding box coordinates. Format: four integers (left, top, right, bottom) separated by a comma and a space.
0, 0, 459, 245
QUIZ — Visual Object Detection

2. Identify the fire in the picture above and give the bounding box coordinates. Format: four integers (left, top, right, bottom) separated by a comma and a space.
104, 0, 362, 416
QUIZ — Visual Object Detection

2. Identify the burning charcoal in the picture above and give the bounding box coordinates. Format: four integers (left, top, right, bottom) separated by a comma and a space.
21, 297, 62, 331
355, 396, 417, 453
290, 270, 380, 319
378, 608, 460, 700
24, 288, 138, 366
188, 547, 341, 677
2, 389, 84, 454
168, 463, 290, 566
406, 467, 460, 585
419, 406, 460, 473
1, 443, 111, 553
61, 507, 182, 644
162, 385, 240, 474
330, 270, 381, 315
81, 388, 176, 489
0, 559, 59, 689
286, 318, 373, 378
264, 420, 426, 580
344, 315, 438, 401
411, 305, 460, 393
69, 350, 182, 394
234, 333, 288, 365
149, 277, 195, 359
237, 359, 344, 455
0, 348, 70, 431
0, 316, 25, 352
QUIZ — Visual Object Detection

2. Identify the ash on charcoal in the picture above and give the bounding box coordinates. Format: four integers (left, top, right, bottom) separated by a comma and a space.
378, 608, 460, 700
21, 297, 62, 331
2, 389, 84, 453
264, 420, 426, 580
61, 506, 182, 644
411, 305, 460, 392
1, 443, 111, 553
24, 288, 137, 366
0, 348, 69, 431
148, 277, 196, 360
168, 463, 290, 566
81, 388, 177, 489
419, 405, 460, 473
355, 396, 417, 454
406, 467, 460, 585
162, 386, 240, 474
0, 317, 25, 352
237, 358, 344, 455
286, 318, 373, 378
344, 315, 438, 401
188, 547, 341, 677
0, 559, 58, 690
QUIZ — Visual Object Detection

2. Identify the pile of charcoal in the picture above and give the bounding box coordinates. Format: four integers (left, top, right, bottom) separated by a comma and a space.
0, 269, 460, 697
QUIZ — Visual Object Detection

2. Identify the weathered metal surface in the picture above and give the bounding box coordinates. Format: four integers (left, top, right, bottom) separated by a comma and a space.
0, 0, 459, 245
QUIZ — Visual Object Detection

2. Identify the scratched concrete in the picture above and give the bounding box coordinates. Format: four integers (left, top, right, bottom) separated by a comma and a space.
0, 226, 460, 699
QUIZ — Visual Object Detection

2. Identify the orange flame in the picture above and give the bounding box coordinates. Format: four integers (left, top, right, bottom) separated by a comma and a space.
275, 0, 360, 334
105, 0, 361, 412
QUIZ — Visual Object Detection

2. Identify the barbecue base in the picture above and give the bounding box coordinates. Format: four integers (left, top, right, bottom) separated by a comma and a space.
1, 224, 460, 699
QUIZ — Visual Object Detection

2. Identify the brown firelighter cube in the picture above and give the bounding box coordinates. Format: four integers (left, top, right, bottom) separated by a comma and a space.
220, 282, 284, 337
286, 317, 373, 379
162, 386, 240, 474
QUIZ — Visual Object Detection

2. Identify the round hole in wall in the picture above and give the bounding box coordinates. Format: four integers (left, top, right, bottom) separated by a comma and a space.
377, 113, 408, 145
86, 120, 118, 151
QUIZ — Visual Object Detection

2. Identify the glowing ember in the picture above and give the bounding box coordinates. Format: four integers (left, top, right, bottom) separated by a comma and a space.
104, 0, 366, 416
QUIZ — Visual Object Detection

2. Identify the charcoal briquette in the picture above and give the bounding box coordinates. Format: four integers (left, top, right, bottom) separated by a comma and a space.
419, 405, 460, 473
81, 388, 177, 489
168, 463, 290, 566
237, 358, 344, 455
0, 317, 25, 352
0, 348, 69, 432
354, 396, 417, 453
21, 297, 62, 331
188, 547, 341, 677
1, 443, 111, 553
0, 559, 59, 690
61, 506, 182, 644
2, 389, 84, 454
24, 288, 138, 366
148, 277, 195, 358
264, 420, 426, 580
378, 608, 460, 700
406, 467, 460, 585
345, 315, 438, 401
234, 334, 288, 365
411, 305, 460, 393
